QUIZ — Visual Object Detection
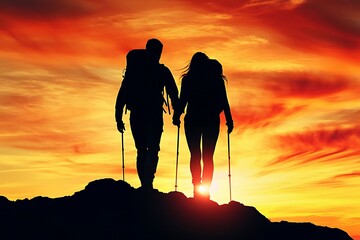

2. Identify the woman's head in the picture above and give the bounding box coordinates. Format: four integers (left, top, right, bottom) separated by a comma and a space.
182, 52, 209, 77
189, 52, 208, 70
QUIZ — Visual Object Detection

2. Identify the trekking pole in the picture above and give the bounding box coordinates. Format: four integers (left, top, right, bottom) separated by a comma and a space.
227, 132, 232, 202
175, 125, 180, 191
121, 131, 125, 181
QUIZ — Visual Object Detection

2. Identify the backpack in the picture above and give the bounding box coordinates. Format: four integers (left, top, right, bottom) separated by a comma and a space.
122, 49, 171, 114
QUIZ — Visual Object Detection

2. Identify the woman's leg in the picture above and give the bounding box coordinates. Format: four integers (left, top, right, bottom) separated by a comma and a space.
202, 118, 220, 188
184, 121, 202, 187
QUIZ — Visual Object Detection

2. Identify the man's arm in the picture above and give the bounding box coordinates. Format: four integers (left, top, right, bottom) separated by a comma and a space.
220, 80, 233, 133
115, 77, 129, 133
163, 66, 179, 112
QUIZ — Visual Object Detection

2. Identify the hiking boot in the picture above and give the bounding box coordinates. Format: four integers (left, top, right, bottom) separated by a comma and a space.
193, 184, 200, 198
140, 179, 153, 190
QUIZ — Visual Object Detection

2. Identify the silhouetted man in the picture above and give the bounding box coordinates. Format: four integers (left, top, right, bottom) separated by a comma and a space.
115, 38, 179, 190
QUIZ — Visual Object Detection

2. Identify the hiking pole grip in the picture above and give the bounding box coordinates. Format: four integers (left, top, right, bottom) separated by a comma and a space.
121, 131, 125, 181
228, 132, 232, 202
175, 125, 180, 191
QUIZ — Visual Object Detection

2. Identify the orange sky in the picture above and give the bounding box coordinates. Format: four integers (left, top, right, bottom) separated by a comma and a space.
0, 0, 359, 238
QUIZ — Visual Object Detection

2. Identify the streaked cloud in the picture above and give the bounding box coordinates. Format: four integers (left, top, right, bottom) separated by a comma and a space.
182, 0, 360, 59
272, 125, 360, 166
262, 72, 357, 99
230, 103, 305, 130
249, 0, 360, 57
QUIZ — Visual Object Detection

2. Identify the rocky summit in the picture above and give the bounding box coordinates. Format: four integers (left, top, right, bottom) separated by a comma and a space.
0, 178, 353, 240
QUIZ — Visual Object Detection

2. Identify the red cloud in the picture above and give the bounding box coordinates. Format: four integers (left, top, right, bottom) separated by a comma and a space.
262, 72, 353, 99
181, 0, 360, 58
229, 103, 305, 130
316, 170, 360, 188
270, 125, 360, 166
0, 0, 174, 21
333, 171, 360, 180
277, 126, 360, 151
228, 67, 359, 102
223, 70, 357, 130
0, 0, 99, 20
258, 0, 360, 58
324, 109, 360, 125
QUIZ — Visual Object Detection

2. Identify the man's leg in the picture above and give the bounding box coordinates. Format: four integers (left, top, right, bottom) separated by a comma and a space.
130, 113, 148, 187
144, 116, 163, 189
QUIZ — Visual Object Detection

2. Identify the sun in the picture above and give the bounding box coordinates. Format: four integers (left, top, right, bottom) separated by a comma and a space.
198, 185, 207, 194
197, 185, 210, 197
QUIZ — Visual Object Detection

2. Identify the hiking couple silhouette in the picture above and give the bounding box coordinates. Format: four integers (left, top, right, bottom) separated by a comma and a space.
115, 39, 233, 199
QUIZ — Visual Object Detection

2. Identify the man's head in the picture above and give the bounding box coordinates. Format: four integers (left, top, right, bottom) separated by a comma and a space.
146, 38, 163, 63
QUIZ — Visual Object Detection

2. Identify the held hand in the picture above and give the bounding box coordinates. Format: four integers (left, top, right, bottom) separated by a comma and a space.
117, 121, 125, 133
172, 117, 181, 127
226, 121, 234, 134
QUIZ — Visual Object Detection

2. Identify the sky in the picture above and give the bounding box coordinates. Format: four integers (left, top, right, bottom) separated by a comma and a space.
0, 0, 359, 238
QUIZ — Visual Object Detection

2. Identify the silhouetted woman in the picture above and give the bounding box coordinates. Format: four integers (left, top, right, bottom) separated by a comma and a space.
173, 52, 233, 199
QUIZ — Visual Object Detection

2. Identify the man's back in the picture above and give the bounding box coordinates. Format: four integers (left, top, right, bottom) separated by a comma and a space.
122, 60, 169, 113
116, 47, 178, 122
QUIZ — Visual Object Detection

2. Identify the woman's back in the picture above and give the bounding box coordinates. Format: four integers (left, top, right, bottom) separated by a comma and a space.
183, 61, 226, 124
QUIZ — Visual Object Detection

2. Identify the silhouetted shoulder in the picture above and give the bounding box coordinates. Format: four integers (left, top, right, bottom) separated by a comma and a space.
158, 63, 171, 73
156, 64, 174, 81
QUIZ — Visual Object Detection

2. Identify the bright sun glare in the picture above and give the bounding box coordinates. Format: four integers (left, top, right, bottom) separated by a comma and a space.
198, 185, 210, 195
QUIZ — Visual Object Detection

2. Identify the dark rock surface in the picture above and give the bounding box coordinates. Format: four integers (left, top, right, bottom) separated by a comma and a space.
0, 178, 353, 240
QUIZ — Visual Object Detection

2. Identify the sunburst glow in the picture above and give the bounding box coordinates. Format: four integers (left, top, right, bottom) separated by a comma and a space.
198, 185, 210, 196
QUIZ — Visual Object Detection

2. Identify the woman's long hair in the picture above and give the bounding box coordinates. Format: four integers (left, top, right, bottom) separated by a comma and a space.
181, 52, 209, 78
207, 58, 227, 83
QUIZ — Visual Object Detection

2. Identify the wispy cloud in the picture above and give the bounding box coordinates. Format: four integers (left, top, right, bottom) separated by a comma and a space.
262, 71, 356, 99
230, 103, 305, 130
251, 0, 360, 57
0, 61, 117, 154
225, 70, 360, 131
182, 0, 360, 59
271, 125, 360, 166
333, 171, 360, 180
